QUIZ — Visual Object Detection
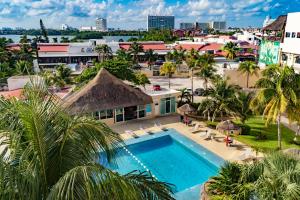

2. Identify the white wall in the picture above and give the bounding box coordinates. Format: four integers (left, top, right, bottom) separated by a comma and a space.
7, 76, 44, 91
281, 12, 300, 54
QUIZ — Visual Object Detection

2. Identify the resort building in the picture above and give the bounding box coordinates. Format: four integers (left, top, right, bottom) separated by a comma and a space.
63, 68, 180, 125
95, 17, 107, 32
147, 15, 175, 30
280, 12, 300, 71
209, 21, 226, 31
180, 23, 194, 30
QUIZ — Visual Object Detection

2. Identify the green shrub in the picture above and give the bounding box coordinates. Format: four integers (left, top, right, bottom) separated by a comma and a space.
239, 124, 251, 135
206, 121, 218, 129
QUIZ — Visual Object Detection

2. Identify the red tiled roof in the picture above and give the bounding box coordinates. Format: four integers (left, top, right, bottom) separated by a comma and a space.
38, 44, 69, 52
0, 89, 23, 99
119, 42, 168, 51
175, 43, 223, 51
199, 43, 223, 51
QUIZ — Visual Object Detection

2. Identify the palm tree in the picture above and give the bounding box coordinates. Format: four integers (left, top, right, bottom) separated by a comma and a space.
160, 62, 176, 89
208, 153, 300, 200
223, 42, 239, 60
134, 72, 151, 90
15, 60, 34, 75
198, 78, 240, 121
145, 49, 158, 69
0, 83, 174, 200
195, 54, 217, 91
178, 88, 192, 106
172, 47, 186, 70
129, 42, 144, 64
236, 91, 254, 124
116, 48, 133, 62
95, 44, 112, 62
250, 65, 300, 149
185, 48, 199, 102
238, 61, 260, 88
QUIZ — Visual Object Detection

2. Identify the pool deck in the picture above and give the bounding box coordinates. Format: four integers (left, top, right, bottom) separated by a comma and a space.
111, 114, 263, 162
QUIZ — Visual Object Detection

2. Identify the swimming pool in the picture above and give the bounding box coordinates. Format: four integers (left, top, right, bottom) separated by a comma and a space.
101, 129, 224, 199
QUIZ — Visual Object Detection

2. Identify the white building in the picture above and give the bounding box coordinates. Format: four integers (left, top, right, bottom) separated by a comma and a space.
61, 24, 69, 30
210, 21, 226, 31
96, 18, 107, 32
280, 12, 300, 71
234, 31, 260, 45
263, 16, 275, 28
80, 26, 97, 31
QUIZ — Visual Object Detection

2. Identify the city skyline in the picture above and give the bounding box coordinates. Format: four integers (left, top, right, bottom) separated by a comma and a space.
0, 0, 299, 30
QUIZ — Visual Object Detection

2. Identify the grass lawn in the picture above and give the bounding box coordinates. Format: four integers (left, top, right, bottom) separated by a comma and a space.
233, 116, 300, 152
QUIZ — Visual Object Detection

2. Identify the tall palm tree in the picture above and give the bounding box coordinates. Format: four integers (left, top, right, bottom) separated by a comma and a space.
223, 42, 239, 60
95, 44, 112, 62
185, 48, 199, 102
198, 78, 240, 121
250, 65, 300, 149
160, 62, 176, 89
0, 83, 174, 200
129, 42, 144, 64
195, 54, 217, 91
178, 88, 192, 106
238, 61, 260, 88
145, 49, 158, 69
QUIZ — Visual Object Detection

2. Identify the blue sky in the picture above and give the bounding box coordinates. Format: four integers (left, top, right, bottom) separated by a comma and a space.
0, 0, 299, 29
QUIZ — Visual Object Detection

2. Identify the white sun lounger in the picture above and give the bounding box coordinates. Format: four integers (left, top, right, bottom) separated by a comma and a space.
139, 126, 154, 135
190, 124, 202, 133
237, 149, 253, 161
154, 121, 168, 131
125, 130, 139, 138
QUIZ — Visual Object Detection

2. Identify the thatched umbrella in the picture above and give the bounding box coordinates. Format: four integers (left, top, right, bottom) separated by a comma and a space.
216, 120, 241, 134
177, 103, 196, 115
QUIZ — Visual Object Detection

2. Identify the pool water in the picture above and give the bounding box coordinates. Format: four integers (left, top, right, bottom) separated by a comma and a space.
101, 129, 224, 199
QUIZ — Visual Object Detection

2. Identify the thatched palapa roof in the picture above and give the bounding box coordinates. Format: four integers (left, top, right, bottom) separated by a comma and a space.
262, 15, 287, 32
177, 103, 196, 115
216, 120, 240, 131
64, 68, 153, 114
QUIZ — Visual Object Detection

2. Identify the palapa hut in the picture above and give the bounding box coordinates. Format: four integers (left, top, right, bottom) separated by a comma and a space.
216, 120, 241, 135
64, 68, 153, 124
177, 103, 196, 115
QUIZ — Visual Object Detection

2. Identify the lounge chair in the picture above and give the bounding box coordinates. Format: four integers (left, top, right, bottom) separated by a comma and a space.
125, 130, 139, 138
238, 149, 254, 161
139, 126, 154, 135
190, 124, 201, 134
154, 121, 168, 131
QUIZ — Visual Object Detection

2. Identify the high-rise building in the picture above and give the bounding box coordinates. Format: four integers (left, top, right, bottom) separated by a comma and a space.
96, 17, 107, 32
147, 15, 175, 31
61, 24, 69, 30
209, 21, 226, 31
196, 22, 210, 31
180, 23, 194, 30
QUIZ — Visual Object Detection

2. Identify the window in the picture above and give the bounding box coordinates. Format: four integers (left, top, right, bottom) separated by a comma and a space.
295, 56, 300, 64
282, 54, 287, 61
115, 108, 124, 122
292, 32, 296, 38
285, 32, 291, 38
297, 32, 300, 38
137, 105, 146, 118
94, 109, 113, 120
146, 104, 152, 113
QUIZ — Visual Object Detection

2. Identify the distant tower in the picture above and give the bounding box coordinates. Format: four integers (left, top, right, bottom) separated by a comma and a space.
95, 17, 107, 32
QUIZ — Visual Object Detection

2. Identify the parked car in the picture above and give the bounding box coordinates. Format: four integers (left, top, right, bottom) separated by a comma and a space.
194, 88, 206, 96
153, 84, 161, 91
155, 60, 164, 65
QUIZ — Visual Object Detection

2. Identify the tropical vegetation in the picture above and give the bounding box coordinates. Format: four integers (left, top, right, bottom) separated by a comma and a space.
250, 65, 300, 149
238, 61, 260, 88
95, 44, 112, 62
208, 153, 300, 200
223, 42, 239, 60
0, 83, 174, 199
160, 62, 176, 89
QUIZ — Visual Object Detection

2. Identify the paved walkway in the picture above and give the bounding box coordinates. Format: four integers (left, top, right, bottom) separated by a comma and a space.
111, 115, 261, 162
